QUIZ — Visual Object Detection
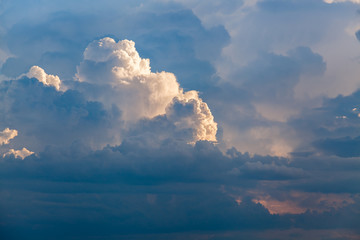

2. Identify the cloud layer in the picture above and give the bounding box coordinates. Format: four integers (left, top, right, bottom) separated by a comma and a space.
1, 0, 360, 239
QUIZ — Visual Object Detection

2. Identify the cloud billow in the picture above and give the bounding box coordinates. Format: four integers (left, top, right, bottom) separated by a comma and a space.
0, 36, 217, 154
1, 1, 360, 239
1, 140, 359, 239
76, 37, 217, 143
0, 77, 117, 152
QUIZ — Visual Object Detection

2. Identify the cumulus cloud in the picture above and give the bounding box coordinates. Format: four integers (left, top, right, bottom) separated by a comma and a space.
167, 91, 217, 142
0, 37, 217, 152
77, 37, 217, 142
1, 1, 360, 238
77, 39, 179, 120
0, 128, 18, 145
3, 147, 34, 159
26, 66, 61, 90
83, 38, 152, 79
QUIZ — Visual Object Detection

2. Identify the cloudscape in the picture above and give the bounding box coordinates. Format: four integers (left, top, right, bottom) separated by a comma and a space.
1, 0, 360, 239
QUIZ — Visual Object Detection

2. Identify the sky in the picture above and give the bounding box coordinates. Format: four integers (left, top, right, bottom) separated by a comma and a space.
0, 0, 360, 239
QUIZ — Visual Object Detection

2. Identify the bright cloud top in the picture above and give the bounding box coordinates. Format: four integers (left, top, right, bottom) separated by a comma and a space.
26, 66, 61, 90
167, 91, 217, 142
3, 148, 34, 159
0, 128, 18, 145
77, 37, 217, 142
83, 38, 152, 79
1, 128, 34, 159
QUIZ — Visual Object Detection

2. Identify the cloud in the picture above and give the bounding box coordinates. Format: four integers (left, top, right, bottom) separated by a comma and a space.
0, 0, 228, 147
0, 36, 217, 152
314, 136, 360, 157
356, 29, 360, 41
1, 1, 360, 239
204, 46, 326, 156
0, 77, 118, 152
0, 128, 18, 145
167, 91, 217, 142
238, 47, 326, 102
0, 128, 34, 159
0, 2, 229, 91
26, 66, 61, 90
77, 38, 180, 120
324, 0, 360, 3
0, 141, 359, 239
77, 37, 217, 142
288, 88, 360, 156
3, 147, 34, 159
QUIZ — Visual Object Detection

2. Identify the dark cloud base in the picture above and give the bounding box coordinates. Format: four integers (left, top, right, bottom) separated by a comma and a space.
1, 1, 360, 239
1, 141, 360, 240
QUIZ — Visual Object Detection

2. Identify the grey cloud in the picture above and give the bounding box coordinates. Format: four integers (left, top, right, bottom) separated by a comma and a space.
1, 141, 360, 239
257, 0, 326, 12
290, 89, 360, 155
240, 161, 307, 180
1, 1, 360, 239
1, 57, 31, 78
356, 29, 360, 41
314, 136, 360, 157
237, 47, 326, 102
201, 46, 326, 155
0, 77, 119, 152
1, 2, 229, 91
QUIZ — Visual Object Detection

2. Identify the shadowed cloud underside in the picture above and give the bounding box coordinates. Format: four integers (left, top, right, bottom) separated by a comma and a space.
1, 0, 360, 239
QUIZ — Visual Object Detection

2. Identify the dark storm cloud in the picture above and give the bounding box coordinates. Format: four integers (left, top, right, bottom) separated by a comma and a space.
0, 77, 119, 152
314, 136, 360, 157
0, 139, 306, 185
1, 0, 360, 239
0, 142, 276, 240
290, 89, 360, 156
1, 140, 360, 239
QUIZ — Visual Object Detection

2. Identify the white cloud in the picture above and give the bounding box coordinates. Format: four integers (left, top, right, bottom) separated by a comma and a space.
167, 91, 217, 142
77, 38, 180, 121
0, 128, 34, 159
3, 147, 34, 159
324, 0, 360, 3
83, 38, 151, 78
77, 37, 217, 142
26, 66, 61, 90
0, 128, 18, 145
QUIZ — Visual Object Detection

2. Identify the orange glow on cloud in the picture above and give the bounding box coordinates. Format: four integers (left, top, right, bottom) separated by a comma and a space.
252, 198, 306, 215
246, 190, 356, 215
